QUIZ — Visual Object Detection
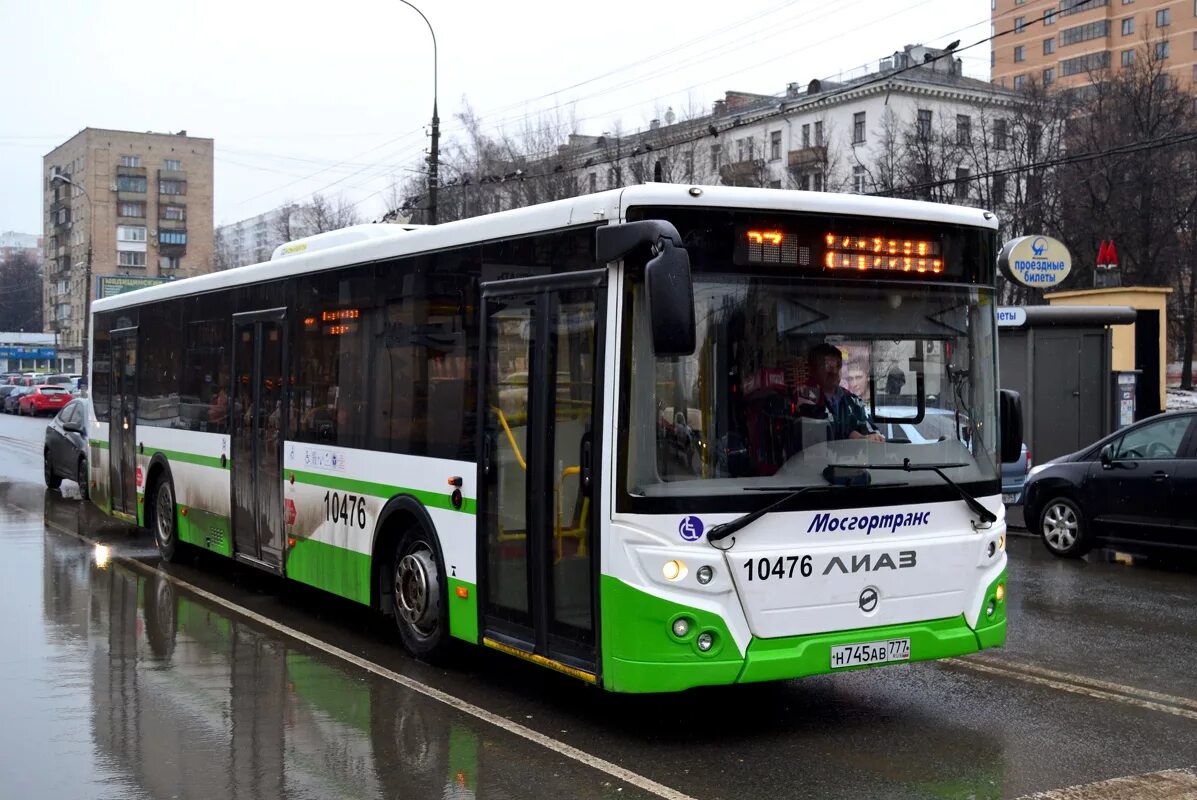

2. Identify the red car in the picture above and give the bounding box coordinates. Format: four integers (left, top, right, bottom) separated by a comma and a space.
19, 385, 72, 416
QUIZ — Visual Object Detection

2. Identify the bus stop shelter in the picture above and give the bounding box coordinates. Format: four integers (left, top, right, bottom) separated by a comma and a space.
998, 305, 1137, 463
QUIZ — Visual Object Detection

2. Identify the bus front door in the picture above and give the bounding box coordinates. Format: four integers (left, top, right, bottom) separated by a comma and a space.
230, 309, 287, 570
108, 328, 138, 519
479, 271, 606, 678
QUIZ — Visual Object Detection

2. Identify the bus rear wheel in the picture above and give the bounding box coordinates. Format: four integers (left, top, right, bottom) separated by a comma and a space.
392, 528, 449, 662
152, 475, 180, 562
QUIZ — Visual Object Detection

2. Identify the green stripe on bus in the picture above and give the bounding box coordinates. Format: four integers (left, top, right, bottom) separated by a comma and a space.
90, 440, 109, 450
145, 447, 227, 470
286, 536, 372, 605
290, 469, 476, 515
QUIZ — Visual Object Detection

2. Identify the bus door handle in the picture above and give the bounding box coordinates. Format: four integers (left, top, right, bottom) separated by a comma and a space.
482, 434, 494, 479
580, 435, 593, 496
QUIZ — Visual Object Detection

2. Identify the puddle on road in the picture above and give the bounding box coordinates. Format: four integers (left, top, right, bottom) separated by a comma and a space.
0, 495, 642, 800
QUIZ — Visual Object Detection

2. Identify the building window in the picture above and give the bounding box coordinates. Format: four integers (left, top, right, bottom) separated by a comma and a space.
813, 173, 824, 192
119, 155, 140, 168
118, 251, 146, 267
852, 165, 867, 193
1156, 40, 1170, 58
736, 138, 746, 162
1044, 66, 1056, 85
1044, 37, 1056, 54
1060, 0, 1108, 16
1044, 8, 1056, 24
1014, 45, 1025, 62
1060, 50, 1111, 75
1156, 8, 1170, 26
710, 144, 721, 170
1121, 48, 1135, 66
1121, 17, 1134, 35
954, 168, 970, 200
1122, 0, 1133, 3
117, 225, 147, 242
1014, 74, 1026, 89
852, 112, 866, 144
770, 130, 782, 159
163, 159, 181, 171
814, 121, 824, 146
588, 172, 597, 192
1061, 20, 1111, 46
159, 256, 180, 270
992, 50, 996, 67
119, 202, 145, 218
161, 204, 186, 221
117, 175, 147, 192
1014, 16, 1026, 33
1193, 31, 1197, 49
159, 231, 187, 246
956, 114, 972, 144
798, 174, 811, 191
801, 124, 811, 147
993, 174, 1007, 203
159, 179, 186, 195
916, 109, 932, 139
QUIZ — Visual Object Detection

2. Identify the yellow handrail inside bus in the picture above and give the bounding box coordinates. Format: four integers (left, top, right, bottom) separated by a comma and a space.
490, 405, 526, 471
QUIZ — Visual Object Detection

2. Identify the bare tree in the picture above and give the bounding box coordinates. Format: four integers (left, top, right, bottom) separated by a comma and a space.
301, 193, 362, 234
0, 251, 42, 331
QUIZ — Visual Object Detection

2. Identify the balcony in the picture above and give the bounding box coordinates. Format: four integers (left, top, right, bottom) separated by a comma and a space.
718, 159, 766, 187
159, 168, 187, 182
158, 217, 186, 231
788, 146, 828, 170
116, 164, 147, 178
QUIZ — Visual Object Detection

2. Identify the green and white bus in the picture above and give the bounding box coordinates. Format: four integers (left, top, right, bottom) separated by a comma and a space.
83, 185, 1020, 693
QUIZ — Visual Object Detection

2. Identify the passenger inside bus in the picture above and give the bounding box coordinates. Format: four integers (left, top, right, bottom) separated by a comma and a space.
795, 342, 884, 443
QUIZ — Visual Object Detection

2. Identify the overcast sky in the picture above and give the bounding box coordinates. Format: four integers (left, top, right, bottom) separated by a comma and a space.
0, 0, 990, 234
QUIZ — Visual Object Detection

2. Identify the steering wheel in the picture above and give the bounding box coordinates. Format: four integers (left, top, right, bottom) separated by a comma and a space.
1145, 441, 1173, 459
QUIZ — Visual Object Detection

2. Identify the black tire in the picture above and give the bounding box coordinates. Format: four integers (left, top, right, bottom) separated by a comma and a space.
1039, 496, 1090, 558
44, 449, 62, 489
77, 456, 89, 501
151, 473, 180, 562
392, 526, 450, 662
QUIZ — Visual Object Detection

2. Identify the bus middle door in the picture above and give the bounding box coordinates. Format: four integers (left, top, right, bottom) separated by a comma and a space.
230, 309, 288, 571
108, 327, 139, 520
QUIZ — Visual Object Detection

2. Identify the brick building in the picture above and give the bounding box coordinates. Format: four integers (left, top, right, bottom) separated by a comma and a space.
43, 128, 214, 372
992, 0, 1197, 92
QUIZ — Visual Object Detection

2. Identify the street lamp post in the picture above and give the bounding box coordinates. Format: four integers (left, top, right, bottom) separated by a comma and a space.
397, 0, 439, 224
50, 172, 92, 382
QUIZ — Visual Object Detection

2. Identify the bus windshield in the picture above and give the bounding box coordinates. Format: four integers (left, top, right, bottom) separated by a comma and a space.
622, 274, 999, 504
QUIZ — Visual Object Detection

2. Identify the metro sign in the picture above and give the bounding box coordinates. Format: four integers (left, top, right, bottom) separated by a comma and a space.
1096, 240, 1119, 268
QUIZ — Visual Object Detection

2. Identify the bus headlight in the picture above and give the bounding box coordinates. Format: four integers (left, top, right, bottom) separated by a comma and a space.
672, 618, 691, 638
662, 560, 687, 581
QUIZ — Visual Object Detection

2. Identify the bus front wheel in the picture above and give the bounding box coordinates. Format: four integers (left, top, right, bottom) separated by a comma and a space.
392, 528, 449, 662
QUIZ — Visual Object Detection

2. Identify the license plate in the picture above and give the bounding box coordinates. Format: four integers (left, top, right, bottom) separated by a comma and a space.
830, 638, 910, 669
1002, 492, 1018, 504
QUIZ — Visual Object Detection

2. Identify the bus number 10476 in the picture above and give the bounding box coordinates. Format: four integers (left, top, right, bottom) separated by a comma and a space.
743, 555, 813, 581
323, 490, 367, 529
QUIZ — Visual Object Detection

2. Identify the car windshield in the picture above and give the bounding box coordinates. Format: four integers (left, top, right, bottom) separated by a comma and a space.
622, 276, 999, 501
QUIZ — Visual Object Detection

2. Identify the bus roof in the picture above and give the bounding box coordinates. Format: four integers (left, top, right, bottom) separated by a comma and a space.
93, 185, 998, 313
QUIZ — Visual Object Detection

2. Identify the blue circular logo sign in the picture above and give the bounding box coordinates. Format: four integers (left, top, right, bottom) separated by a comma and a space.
679, 516, 704, 541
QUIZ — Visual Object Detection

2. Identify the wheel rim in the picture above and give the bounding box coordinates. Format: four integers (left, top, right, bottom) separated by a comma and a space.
395, 543, 439, 637
155, 482, 174, 547
1043, 502, 1078, 550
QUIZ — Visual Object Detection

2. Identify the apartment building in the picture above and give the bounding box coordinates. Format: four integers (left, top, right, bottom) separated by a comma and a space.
43, 128, 214, 370
992, 0, 1197, 91
0, 231, 42, 266
215, 203, 312, 270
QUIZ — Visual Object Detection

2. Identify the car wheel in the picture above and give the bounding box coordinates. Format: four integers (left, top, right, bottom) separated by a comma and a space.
77, 456, 89, 501
392, 527, 450, 662
152, 475, 180, 562
1039, 497, 1090, 558
44, 449, 62, 489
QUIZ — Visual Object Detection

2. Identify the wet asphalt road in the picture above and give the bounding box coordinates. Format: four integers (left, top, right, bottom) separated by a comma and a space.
2, 411, 1196, 800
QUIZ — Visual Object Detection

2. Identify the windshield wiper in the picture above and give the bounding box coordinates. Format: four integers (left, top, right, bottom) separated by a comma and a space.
706, 479, 908, 544
824, 460, 997, 524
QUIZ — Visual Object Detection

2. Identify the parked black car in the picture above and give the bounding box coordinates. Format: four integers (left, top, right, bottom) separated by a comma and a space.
4, 386, 31, 413
1024, 410, 1197, 557
44, 398, 89, 499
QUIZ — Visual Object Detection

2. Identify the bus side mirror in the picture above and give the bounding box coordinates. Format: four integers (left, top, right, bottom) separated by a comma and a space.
596, 220, 696, 357
645, 239, 695, 357
999, 389, 1022, 464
